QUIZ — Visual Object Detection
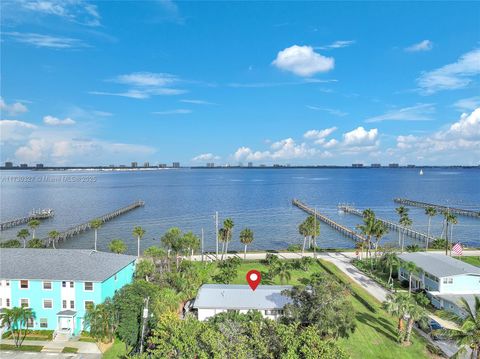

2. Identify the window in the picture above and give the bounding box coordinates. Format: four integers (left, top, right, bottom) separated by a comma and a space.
27, 317, 34, 327
265, 309, 283, 315
84, 282, 93, 291
70, 300, 75, 309
85, 301, 94, 310
62, 300, 67, 309
70, 282, 74, 288
43, 299, 53, 309
20, 280, 29, 289
43, 281, 52, 290
20, 298, 29, 308
40, 318, 48, 328
114, 274, 117, 281
448, 278, 453, 284
62, 281, 66, 287
6, 298, 10, 307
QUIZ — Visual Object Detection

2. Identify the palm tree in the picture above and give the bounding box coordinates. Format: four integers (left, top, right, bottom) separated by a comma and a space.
357, 210, 375, 260
396, 206, 408, 248
443, 211, 458, 256
402, 261, 420, 294
17, 229, 30, 248
424, 207, 437, 250
383, 292, 411, 338
183, 231, 200, 259
304, 215, 320, 256
132, 226, 145, 258
404, 300, 428, 345
89, 219, 102, 251
27, 219, 40, 239
381, 252, 400, 287
274, 262, 292, 284
239, 228, 254, 259
223, 218, 234, 259
399, 214, 412, 253
441, 297, 480, 359
48, 230, 60, 249
108, 239, 127, 254
372, 219, 388, 260
218, 227, 228, 261
298, 220, 309, 255
0, 307, 35, 348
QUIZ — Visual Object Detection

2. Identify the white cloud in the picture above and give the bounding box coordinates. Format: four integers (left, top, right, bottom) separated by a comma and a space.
91, 72, 186, 99
317, 40, 355, 50
113, 72, 177, 87
392, 108, 480, 164
0, 120, 37, 142
365, 103, 435, 123
323, 139, 339, 149
343, 127, 378, 147
304, 127, 337, 144
192, 153, 220, 161
306, 105, 347, 117
272, 45, 334, 77
0, 98, 28, 116
405, 40, 433, 52
43, 115, 76, 126
152, 109, 192, 115
180, 99, 215, 105
19, 0, 101, 26
4, 32, 86, 48
453, 97, 480, 112
417, 49, 480, 94
234, 138, 318, 162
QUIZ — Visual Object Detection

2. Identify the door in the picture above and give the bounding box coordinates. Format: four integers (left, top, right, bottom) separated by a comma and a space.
59, 317, 71, 330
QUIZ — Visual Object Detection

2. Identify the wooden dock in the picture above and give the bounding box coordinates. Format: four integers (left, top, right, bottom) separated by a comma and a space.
338, 204, 434, 243
44, 200, 145, 245
394, 198, 480, 219
1, 209, 54, 231
292, 199, 364, 243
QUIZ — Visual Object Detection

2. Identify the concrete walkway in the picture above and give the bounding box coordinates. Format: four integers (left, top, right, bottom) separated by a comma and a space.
0, 339, 101, 355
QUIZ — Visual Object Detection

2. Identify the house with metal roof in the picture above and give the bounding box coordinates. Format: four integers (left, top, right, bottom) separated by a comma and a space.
0, 249, 136, 337
193, 284, 292, 321
398, 252, 480, 317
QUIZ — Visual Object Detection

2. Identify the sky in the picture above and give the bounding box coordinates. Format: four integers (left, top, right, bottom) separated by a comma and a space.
1, 0, 480, 166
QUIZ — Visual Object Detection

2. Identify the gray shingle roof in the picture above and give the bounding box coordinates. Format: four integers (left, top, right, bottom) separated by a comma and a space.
193, 284, 292, 310
435, 294, 480, 311
398, 252, 480, 277
0, 249, 136, 282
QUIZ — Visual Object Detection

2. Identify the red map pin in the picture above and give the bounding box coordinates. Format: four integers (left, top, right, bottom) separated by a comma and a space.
246, 270, 261, 291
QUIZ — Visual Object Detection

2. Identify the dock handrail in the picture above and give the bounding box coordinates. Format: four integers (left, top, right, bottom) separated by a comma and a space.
292, 199, 364, 243
338, 204, 434, 243
0, 209, 54, 231
394, 198, 480, 219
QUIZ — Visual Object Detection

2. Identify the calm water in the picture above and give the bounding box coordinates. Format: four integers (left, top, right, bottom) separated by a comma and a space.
1, 168, 479, 255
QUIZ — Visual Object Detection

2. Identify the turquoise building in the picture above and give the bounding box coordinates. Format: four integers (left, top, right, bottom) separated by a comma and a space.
398, 252, 480, 317
0, 249, 136, 336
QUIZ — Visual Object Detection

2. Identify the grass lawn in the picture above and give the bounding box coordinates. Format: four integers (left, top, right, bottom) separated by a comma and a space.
195, 258, 431, 359
102, 338, 127, 359
0, 344, 43, 352
456, 256, 480, 267
62, 347, 78, 353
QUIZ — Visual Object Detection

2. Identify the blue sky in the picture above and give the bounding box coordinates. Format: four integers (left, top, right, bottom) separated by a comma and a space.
1, 0, 479, 166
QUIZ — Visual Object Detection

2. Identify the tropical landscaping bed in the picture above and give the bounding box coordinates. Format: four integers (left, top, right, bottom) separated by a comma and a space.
1, 329, 53, 341
0, 344, 43, 352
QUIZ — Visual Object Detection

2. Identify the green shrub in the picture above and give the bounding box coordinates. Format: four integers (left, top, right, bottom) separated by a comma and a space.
62, 347, 78, 353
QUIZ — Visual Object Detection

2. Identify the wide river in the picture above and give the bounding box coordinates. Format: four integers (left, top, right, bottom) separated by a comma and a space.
1, 168, 479, 255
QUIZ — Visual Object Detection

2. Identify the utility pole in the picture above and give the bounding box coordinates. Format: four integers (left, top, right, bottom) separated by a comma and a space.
201, 228, 204, 262
215, 211, 219, 261
139, 296, 150, 354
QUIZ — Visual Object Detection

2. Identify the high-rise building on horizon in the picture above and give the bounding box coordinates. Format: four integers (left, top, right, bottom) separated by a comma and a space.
371, 163, 381, 168
172, 162, 180, 168
5, 162, 13, 168
131, 162, 138, 168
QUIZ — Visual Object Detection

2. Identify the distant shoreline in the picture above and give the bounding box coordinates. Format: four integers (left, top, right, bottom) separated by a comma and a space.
1, 165, 479, 171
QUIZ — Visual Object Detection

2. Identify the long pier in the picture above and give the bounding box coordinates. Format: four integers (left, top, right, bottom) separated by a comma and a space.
338, 204, 434, 243
1, 209, 54, 231
44, 200, 145, 244
292, 199, 364, 242
394, 198, 480, 219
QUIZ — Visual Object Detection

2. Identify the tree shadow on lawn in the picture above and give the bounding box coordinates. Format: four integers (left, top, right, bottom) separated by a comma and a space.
356, 311, 398, 343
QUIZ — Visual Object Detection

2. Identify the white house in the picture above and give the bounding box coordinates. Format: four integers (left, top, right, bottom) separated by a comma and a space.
193, 284, 292, 321
398, 252, 480, 317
